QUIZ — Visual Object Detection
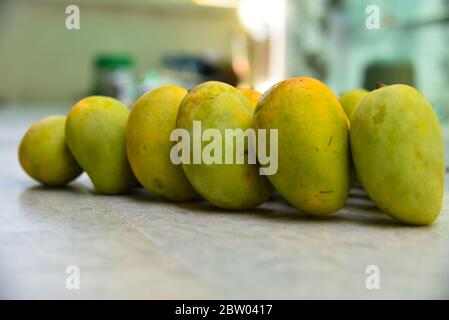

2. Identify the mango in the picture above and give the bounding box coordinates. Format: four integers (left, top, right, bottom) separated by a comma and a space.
126, 85, 197, 201
253, 77, 351, 215
239, 88, 262, 108
66, 96, 137, 194
176, 81, 272, 210
339, 89, 368, 119
350, 84, 444, 225
18, 116, 82, 186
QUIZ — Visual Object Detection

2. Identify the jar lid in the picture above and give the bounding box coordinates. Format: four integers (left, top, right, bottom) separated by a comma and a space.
95, 54, 134, 69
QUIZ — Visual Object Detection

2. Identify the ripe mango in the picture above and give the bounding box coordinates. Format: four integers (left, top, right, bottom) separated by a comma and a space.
239, 88, 262, 108
126, 85, 197, 201
176, 81, 272, 210
253, 77, 351, 215
18, 116, 82, 186
339, 89, 368, 119
66, 96, 137, 194
350, 84, 444, 225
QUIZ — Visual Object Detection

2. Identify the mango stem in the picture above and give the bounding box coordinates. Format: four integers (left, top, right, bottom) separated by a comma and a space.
376, 82, 387, 89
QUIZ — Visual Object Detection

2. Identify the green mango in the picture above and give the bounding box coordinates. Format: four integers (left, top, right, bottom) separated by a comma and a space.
339, 89, 368, 119
253, 77, 351, 215
18, 116, 82, 186
126, 85, 197, 201
66, 96, 137, 194
176, 81, 272, 210
350, 84, 444, 225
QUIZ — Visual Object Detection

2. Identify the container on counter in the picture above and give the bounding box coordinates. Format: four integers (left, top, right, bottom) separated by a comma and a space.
94, 54, 136, 106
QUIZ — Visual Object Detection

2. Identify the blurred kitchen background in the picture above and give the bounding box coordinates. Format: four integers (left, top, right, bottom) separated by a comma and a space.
0, 0, 448, 117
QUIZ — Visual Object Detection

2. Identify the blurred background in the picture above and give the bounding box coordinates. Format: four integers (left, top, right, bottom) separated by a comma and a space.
0, 0, 448, 117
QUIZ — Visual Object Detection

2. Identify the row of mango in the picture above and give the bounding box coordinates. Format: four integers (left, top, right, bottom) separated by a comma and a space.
18, 78, 444, 225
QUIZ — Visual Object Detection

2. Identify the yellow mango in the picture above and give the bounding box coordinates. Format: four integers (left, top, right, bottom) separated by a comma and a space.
339, 88, 368, 119
126, 85, 197, 201
350, 84, 444, 225
253, 77, 351, 215
19, 116, 82, 186
176, 81, 272, 210
239, 88, 262, 108
66, 96, 137, 194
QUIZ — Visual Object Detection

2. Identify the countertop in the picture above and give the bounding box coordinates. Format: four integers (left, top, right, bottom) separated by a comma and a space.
1, 104, 448, 299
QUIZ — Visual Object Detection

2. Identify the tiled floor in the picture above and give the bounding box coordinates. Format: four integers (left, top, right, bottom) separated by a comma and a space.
1, 104, 448, 299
